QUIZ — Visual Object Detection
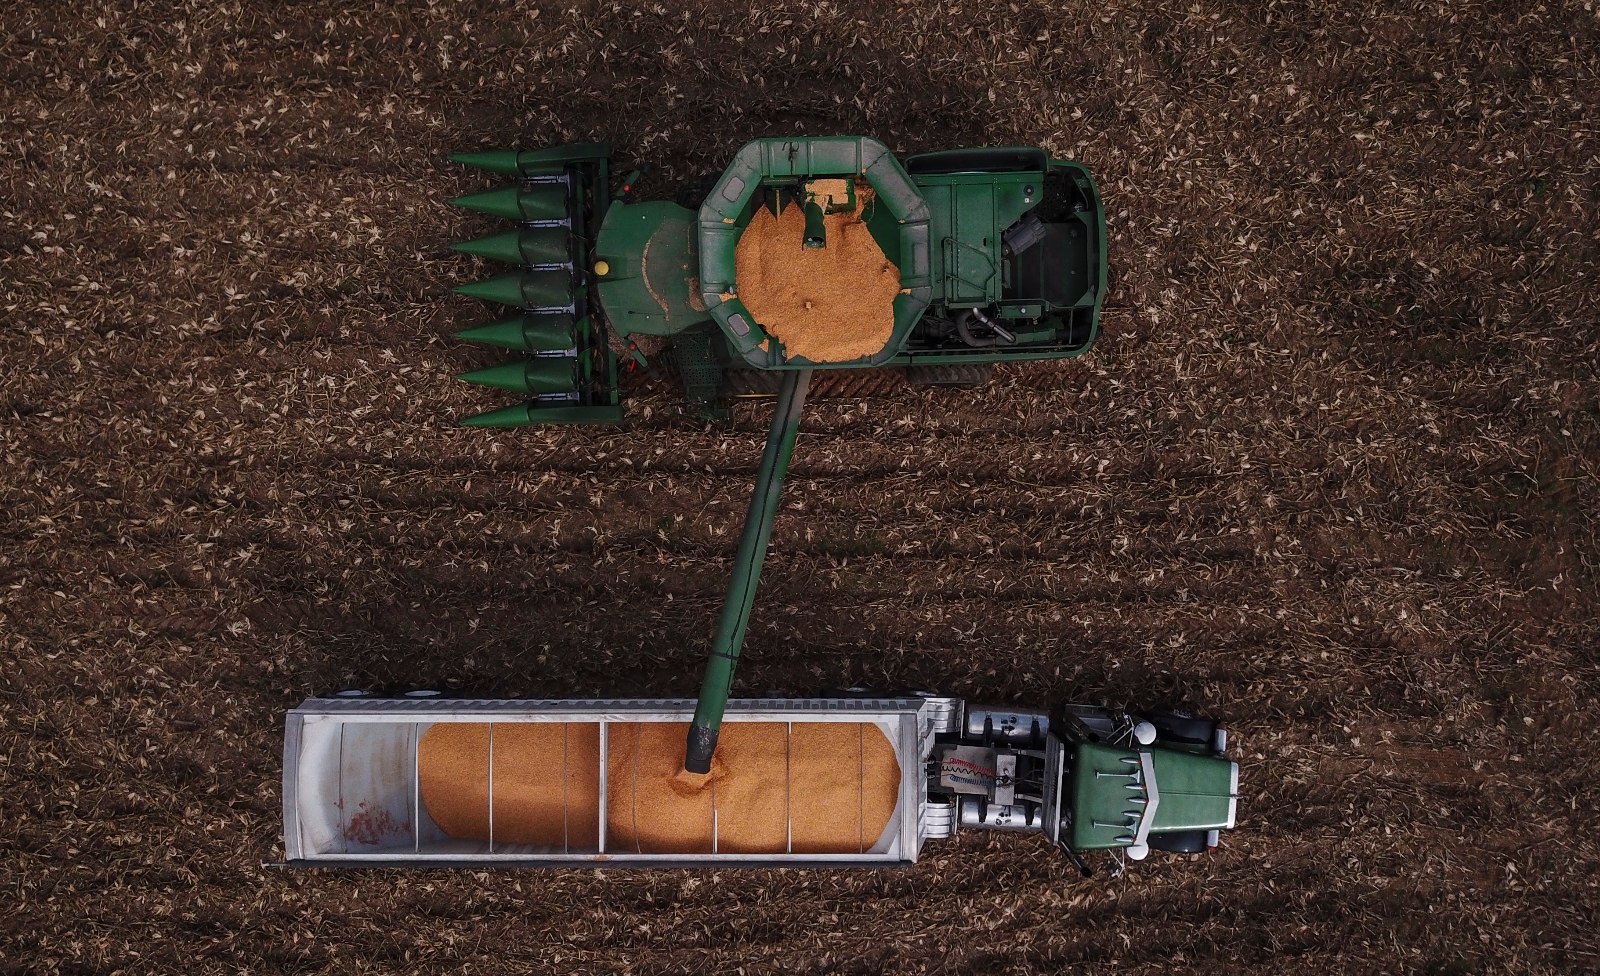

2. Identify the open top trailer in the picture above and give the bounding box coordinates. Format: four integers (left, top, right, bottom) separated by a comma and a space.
282, 694, 1236, 871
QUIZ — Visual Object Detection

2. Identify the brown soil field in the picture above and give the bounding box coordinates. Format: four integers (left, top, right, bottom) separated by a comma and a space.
2, 2, 1597, 974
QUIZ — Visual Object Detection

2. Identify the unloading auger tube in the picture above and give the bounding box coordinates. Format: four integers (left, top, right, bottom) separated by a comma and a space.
685, 368, 811, 773
444, 137, 1108, 771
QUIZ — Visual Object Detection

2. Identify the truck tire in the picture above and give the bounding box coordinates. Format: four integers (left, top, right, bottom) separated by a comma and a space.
906, 363, 993, 389
1149, 830, 1209, 854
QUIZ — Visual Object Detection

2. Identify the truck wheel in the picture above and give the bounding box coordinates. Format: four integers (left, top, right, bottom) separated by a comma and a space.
906, 363, 993, 389
1138, 710, 1217, 747
1149, 830, 1209, 854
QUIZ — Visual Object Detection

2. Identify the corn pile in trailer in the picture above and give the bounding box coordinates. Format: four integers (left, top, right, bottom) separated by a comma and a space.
282, 698, 927, 866
416, 721, 899, 855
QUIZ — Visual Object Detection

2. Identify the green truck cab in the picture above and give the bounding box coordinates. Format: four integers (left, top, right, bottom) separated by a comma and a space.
941, 703, 1239, 870
1055, 708, 1239, 860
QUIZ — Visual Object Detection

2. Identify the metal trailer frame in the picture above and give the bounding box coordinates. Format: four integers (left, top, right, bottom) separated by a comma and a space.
280, 696, 937, 869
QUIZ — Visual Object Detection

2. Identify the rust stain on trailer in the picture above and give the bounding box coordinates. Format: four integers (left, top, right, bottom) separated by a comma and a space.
345, 801, 408, 846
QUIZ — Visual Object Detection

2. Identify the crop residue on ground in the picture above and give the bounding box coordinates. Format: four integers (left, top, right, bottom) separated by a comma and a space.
2, 1, 1597, 973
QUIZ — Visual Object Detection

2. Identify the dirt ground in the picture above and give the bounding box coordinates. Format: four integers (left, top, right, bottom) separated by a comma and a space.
3, 1, 1598, 973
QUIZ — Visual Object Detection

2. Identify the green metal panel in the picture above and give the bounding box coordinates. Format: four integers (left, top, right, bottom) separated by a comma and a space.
904, 146, 1049, 175
1068, 742, 1237, 850
1069, 743, 1146, 851
892, 157, 1107, 363
455, 314, 578, 353
1146, 750, 1237, 834
862, 191, 904, 267
914, 171, 1041, 308
593, 201, 711, 336
953, 181, 999, 303
997, 301, 1044, 319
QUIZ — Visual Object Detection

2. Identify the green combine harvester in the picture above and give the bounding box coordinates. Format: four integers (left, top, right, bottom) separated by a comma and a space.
447, 137, 1116, 778
448, 137, 1104, 423
275, 137, 1241, 873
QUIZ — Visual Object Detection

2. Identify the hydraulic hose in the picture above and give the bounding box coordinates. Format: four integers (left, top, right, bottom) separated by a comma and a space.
954, 307, 1016, 348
